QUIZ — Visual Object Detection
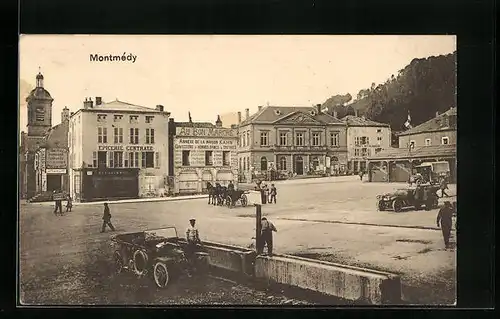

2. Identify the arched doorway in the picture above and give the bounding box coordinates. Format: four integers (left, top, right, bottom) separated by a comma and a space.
295, 156, 304, 175
260, 157, 268, 171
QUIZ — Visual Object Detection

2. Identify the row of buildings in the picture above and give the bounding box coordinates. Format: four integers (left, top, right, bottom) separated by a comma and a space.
19, 71, 456, 202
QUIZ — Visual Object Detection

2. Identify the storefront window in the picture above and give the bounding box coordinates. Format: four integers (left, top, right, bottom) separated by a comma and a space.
205, 151, 213, 166
142, 151, 154, 168
223, 151, 230, 166
182, 151, 190, 166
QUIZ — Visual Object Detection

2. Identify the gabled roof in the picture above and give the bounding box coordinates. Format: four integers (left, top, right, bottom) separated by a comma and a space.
43, 121, 69, 148
88, 99, 159, 113
398, 107, 457, 136
273, 111, 324, 125
368, 144, 456, 160
240, 106, 344, 126
341, 115, 390, 127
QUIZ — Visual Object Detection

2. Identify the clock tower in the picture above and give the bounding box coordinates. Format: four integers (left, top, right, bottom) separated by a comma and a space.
26, 71, 53, 136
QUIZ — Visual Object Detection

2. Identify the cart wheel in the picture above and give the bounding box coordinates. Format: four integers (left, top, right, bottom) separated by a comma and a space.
153, 262, 170, 288
392, 199, 403, 212
226, 196, 232, 208
377, 200, 384, 211
240, 194, 248, 207
113, 251, 124, 274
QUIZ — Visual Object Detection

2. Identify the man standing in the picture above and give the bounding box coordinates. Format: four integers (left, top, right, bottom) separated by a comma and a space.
437, 201, 454, 248
258, 217, 277, 257
439, 177, 449, 197
269, 184, 277, 204
227, 181, 235, 206
101, 203, 115, 233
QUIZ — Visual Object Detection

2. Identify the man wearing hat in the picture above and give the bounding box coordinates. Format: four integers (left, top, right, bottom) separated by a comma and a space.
258, 217, 278, 257
437, 201, 454, 249
186, 218, 201, 245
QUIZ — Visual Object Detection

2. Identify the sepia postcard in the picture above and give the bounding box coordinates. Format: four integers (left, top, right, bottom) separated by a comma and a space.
18, 34, 457, 306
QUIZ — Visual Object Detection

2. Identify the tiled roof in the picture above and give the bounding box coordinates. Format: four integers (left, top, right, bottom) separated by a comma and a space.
368, 144, 456, 160
341, 115, 390, 127
240, 106, 344, 126
175, 122, 215, 128
88, 99, 159, 112
398, 107, 457, 136
44, 121, 69, 148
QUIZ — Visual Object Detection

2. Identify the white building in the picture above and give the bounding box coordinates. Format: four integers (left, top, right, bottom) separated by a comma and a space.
68, 97, 170, 202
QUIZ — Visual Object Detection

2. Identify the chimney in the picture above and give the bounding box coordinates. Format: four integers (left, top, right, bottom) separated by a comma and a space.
95, 97, 102, 106
436, 111, 440, 117
316, 104, 322, 114
245, 108, 250, 119
156, 105, 164, 112
83, 97, 93, 109
354, 109, 359, 117
237, 111, 242, 124
258, 105, 263, 111
333, 110, 338, 118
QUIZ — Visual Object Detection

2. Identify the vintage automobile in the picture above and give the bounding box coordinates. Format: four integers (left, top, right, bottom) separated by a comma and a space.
110, 227, 210, 288
376, 185, 440, 212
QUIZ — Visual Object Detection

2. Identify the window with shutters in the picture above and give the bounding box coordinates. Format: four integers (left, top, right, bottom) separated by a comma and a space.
295, 133, 304, 146
312, 132, 320, 146
114, 127, 123, 144
129, 128, 139, 144
330, 132, 339, 146
279, 132, 287, 146
98, 127, 107, 143
146, 128, 155, 144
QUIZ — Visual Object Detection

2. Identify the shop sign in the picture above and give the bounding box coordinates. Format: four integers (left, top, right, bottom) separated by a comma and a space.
176, 126, 237, 138
46, 168, 67, 174
98, 145, 155, 151
46, 148, 67, 169
174, 137, 237, 151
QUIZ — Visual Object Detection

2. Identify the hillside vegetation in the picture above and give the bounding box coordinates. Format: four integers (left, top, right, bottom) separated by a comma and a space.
322, 52, 457, 131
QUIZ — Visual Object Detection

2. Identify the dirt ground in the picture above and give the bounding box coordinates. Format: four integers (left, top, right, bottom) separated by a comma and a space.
20, 176, 456, 305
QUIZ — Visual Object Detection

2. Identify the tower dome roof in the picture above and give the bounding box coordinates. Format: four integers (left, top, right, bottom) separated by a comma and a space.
36, 72, 44, 80
26, 87, 53, 101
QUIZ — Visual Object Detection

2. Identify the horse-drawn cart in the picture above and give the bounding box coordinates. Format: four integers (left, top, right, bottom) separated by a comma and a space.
226, 190, 249, 208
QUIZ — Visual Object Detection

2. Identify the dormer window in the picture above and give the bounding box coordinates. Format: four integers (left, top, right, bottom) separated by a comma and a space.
114, 114, 123, 122
310, 110, 316, 116
274, 110, 281, 116
97, 114, 107, 122
145, 116, 154, 124
129, 115, 139, 124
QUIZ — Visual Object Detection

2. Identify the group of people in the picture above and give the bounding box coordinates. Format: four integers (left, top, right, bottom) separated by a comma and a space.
255, 180, 278, 204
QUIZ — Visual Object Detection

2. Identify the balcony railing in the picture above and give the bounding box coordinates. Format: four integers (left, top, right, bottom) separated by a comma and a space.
272, 144, 328, 151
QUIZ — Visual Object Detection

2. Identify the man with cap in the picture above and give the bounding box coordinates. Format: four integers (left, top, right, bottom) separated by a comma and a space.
258, 217, 278, 257
185, 218, 202, 274
101, 202, 115, 233
437, 201, 454, 249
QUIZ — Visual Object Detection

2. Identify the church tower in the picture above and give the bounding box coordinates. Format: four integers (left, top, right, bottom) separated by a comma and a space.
26, 70, 54, 136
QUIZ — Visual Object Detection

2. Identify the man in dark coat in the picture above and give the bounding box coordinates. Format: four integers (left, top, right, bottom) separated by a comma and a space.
53, 190, 63, 215
437, 201, 454, 248
101, 203, 115, 233
258, 217, 277, 256
227, 181, 235, 206
269, 184, 277, 204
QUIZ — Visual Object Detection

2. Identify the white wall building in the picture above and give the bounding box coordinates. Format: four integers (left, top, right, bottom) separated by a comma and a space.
68, 97, 170, 202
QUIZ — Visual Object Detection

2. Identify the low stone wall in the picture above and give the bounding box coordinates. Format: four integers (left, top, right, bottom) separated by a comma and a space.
254, 254, 402, 305
202, 241, 256, 277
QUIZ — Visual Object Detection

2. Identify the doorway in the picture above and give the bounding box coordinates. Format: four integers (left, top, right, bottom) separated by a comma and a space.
295, 156, 304, 175
98, 151, 107, 168
47, 174, 62, 192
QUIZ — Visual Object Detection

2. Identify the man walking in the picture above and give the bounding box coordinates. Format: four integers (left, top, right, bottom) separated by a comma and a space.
101, 203, 115, 233
439, 177, 449, 197
53, 190, 63, 216
437, 201, 454, 248
269, 184, 277, 204
258, 217, 277, 257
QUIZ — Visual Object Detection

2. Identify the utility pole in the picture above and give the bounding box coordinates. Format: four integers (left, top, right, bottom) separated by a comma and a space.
255, 204, 262, 254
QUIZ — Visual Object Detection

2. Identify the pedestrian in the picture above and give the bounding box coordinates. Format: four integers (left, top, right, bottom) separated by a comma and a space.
53, 190, 63, 216
359, 170, 364, 181
437, 201, 454, 249
185, 218, 202, 275
260, 183, 268, 205
258, 217, 278, 256
227, 181, 235, 206
101, 203, 115, 233
66, 195, 73, 212
269, 184, 277, 204
439, 177, 449, 198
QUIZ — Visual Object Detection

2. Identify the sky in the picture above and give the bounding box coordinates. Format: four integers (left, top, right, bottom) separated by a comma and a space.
19, 35, 456, 131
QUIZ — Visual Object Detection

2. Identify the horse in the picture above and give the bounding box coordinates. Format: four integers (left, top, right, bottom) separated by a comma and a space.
206, 182, 217, 205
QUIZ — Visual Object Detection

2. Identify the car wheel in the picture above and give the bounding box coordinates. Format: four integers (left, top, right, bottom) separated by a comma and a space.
377, 200, 385, 211
240, 194, 248, 207
153, 262, 170, 288
113, 251, 124, 274
133, 250, 149, 276
392, 199, 403, 212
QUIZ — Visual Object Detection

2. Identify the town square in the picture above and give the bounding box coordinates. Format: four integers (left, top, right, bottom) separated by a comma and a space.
19, 35, 457, 305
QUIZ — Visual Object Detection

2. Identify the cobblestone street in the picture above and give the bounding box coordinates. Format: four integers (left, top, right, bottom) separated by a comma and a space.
20, 176, 456, 305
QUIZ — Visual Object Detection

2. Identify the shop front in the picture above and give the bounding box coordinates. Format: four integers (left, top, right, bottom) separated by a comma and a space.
80, 168, 140, 202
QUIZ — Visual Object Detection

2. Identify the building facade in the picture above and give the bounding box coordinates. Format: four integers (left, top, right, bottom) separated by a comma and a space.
368, 107, 457, 183
171, 116, 238, 195
237, 105, 348, 182
20, 71, 55, 199
68, 98, 170, 202
33, 108, 70, 195
341, 115, 391, 174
